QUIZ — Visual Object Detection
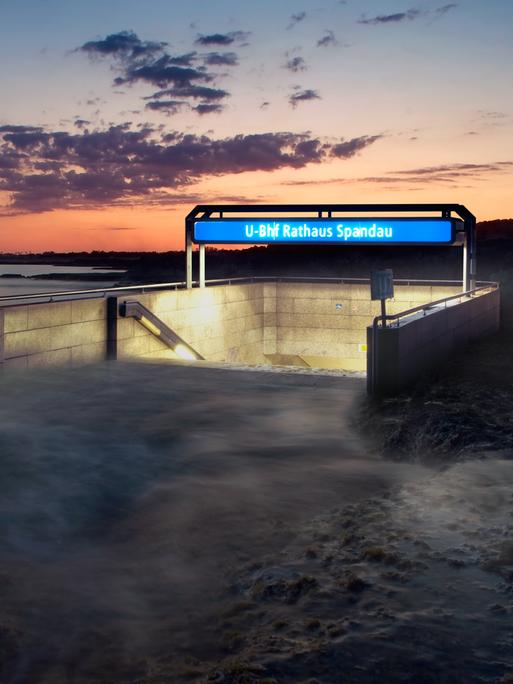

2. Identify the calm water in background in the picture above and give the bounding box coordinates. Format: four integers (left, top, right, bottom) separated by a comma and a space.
0, 264, 124, 298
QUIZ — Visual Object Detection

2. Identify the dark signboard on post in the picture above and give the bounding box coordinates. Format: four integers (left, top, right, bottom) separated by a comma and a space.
371, 270, 394, 301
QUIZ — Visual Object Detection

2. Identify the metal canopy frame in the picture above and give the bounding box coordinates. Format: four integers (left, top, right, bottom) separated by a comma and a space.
185, 203, 476, 292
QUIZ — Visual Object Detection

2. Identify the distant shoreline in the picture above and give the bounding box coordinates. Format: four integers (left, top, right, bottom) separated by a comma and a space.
0, 272, 126, 281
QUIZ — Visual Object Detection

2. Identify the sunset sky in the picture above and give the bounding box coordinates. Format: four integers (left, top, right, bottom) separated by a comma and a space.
0, 0, 512, 252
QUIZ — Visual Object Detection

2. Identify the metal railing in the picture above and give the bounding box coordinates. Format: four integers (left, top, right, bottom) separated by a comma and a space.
372, 281, 498, 329
0, 275, 470, 307
0, 279, 189, 306
119, 300, 204, 360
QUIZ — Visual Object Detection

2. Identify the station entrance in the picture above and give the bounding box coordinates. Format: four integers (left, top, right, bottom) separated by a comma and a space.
162, 203, 492, 392
0, 204, 499, 395
185, 202, 478, 291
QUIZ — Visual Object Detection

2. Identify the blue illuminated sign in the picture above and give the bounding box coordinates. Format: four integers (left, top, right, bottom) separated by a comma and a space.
193, 218, 455, 245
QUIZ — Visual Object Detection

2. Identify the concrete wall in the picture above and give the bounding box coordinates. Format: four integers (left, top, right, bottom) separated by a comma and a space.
2, 298, 107, 370
269, 282, 462, 371
0, 280, 464, 372
116, 282, 272, 365
367, 287, 500, 395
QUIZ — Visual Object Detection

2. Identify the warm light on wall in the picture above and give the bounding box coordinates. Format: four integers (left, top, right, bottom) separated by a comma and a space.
140, 316, 161, 337
174, 344, 199, 361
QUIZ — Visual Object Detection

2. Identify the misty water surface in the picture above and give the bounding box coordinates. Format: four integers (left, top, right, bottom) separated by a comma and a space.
0, 361, 512, 683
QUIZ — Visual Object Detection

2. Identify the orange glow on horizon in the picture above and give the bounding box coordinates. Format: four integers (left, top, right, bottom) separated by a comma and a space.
1, 165, 512, 253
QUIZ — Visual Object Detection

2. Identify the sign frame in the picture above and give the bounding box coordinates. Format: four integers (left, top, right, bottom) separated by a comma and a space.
191, 216, 458, 246
184, 203, 477, 293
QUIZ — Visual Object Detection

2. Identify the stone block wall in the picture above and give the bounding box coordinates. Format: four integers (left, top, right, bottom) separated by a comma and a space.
116, 283, 272, 365
0, 280, 468, 373
269, 282, 462, 371
2, 298, 107, 370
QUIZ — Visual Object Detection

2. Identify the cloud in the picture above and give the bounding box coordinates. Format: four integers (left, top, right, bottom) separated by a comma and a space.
77, 31, 236, 113
0, 125, 380, 213
285, 56, 307, 73
434, 3, 457, 18
330, 135, 383, 158
317, 30, 338, 47
282, 160, 513, 188
0, 125, 43, 133
147, 85, 229, 101
287, 12, 307, 29
78, 30, 167, 61
114, 58, 212, 88
145, 100, 188, 115
358, 9, 421, 25
193, 103, 224, 115
143, 83, 229, 115
359, 5, 457, 26
289, 89, 321, 107
195, 31, 250, 46
203, 52, 239, 66
478, 110, 509, 120
390, 162, 513, 182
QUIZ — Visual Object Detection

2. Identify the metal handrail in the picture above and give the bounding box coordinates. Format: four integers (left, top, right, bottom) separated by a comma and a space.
201, 276, 467, 287
0, 279, 189, 305
0, 275, 493, 308
372, 282, 498, 329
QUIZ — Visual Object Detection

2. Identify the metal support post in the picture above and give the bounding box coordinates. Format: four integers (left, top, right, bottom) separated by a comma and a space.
0, 309, 4, 368
463, 233, 469, 293
199, 244, 205, 288
381, 299, 387, 327
469, 215, 477, 291
106, 297, 118, 360
186, 228, 193, 289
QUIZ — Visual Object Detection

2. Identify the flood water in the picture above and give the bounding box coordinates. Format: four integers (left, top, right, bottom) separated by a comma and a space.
0, 361, 512, 683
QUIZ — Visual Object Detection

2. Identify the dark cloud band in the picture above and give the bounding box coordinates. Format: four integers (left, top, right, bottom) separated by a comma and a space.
0, 125, 380, 213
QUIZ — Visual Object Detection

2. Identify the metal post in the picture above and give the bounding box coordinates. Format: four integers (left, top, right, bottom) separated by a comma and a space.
186, 228, 193, 289
106, 297, 118, 360
199, 244, 205, 288
0, 309, 4, 368
381, 299, 387, 328
469, 214, 477, 291
463, 233, 469, 293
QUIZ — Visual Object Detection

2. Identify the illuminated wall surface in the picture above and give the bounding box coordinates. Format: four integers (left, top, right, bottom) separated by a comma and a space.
193, 218, 456, 245
1, 281, 499, 384
2, 281, 463, 372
